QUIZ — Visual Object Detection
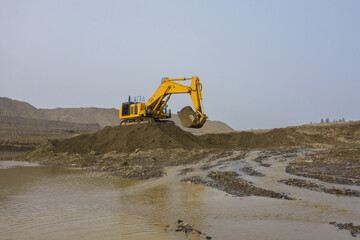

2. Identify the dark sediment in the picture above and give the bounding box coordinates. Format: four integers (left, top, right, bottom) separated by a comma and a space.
329, 222, 360, 237
286, 148, 360, 186
253, 155, 271, 167
164, 219, 211, 239
184, 171, 293, 200
279, 178, 360, 197
178, 167, 194, 176
208, 171, 293, 199
241, 167, 264, 176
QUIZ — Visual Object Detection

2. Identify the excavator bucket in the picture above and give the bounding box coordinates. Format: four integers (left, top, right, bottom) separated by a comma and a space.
177, 106, 206, 128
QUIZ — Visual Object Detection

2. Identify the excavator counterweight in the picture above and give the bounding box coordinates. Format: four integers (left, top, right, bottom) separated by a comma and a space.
119, 76, 208, 128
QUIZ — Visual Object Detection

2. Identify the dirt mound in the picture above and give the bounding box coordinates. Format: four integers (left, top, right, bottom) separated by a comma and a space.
0, 97, 46, 119
248, 127, 328, 148
51, 122, 209, 154
199, 127, 332, 149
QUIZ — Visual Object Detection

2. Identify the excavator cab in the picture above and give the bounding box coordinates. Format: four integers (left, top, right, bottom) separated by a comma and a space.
119, 96, 146, 119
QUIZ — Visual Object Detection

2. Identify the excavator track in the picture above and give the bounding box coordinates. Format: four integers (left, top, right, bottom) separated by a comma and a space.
120, 117, 175, 126
120, 117, 155, 126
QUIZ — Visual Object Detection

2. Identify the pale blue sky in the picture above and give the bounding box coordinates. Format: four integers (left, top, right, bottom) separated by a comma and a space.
1, 0, 359, 130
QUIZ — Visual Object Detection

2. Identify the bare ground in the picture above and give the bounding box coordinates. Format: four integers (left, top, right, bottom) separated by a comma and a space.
4, 121, 360, 197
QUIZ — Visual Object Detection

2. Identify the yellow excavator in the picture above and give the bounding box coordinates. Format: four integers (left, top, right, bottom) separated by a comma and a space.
119, 76, 207, 128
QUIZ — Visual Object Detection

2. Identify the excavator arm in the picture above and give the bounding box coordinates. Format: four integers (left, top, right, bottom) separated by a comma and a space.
146, 76, 207, 128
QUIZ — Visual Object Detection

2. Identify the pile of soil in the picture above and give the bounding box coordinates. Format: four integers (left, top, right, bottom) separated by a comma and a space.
14, 119, 360, 180
199, 127, 343, 149
51, 122, 209, 154
15, 122, 214, 179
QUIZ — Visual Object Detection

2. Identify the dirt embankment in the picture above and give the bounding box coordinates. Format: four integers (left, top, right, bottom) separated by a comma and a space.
17, 122, 214, 178
200, 121, 360, 149
50, 121, 210, 154
13, 120, 360, 179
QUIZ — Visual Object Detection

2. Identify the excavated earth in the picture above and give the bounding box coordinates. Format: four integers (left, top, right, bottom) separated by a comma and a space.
16, 122, 214, 178
12, 120, 360, 201
5, 120, 360, 238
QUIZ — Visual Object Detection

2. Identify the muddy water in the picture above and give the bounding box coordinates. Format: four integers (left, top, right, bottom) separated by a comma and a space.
0, 158, 359, 240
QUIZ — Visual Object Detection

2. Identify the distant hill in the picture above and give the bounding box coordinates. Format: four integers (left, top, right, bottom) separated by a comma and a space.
0, 97, 119, 127
40, 108, 120, 127
0, 115, 101, 150
0, 97, 46, 119
0, 97, 234, 133
0, 115, 100, 131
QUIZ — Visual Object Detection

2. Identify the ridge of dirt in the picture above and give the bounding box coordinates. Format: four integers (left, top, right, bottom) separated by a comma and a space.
14, 122, 215, 179
50, 122, 210, 154
199, 122, 360, 149
199, 128, 326, 149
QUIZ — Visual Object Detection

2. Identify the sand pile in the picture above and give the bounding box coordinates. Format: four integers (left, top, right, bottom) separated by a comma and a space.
50, 122, 209, 154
